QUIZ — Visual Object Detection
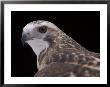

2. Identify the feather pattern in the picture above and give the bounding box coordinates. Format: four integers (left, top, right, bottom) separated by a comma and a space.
22, 20, 100, 77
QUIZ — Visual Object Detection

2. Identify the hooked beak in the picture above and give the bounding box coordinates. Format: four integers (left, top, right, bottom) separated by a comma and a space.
21, 32, 30, 47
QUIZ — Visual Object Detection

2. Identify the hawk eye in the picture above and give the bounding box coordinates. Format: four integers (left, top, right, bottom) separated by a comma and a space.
38, 26, 47, 33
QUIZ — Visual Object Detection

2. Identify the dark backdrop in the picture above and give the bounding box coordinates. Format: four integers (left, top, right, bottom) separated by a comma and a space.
11, 11, 100, 77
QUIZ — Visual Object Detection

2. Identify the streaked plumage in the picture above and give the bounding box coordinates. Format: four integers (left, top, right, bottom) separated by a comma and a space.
22, 20, 100, 77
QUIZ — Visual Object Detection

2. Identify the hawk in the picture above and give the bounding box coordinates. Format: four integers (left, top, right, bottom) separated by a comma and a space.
21, 20, 100, 77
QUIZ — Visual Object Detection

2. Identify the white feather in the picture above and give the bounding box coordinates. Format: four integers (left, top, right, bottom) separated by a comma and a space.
26, 38, 49, 69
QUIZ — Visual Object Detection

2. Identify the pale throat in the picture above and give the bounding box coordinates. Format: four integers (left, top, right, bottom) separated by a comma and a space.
26, 38, 49, 69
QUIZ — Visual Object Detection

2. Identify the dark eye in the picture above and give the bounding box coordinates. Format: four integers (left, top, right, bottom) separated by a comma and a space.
38, 26, 47, 33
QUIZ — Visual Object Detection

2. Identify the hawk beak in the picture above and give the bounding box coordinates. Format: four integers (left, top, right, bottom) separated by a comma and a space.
21, 32, 29, 47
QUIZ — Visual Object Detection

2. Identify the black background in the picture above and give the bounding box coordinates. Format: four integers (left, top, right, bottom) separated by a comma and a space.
11, 11, 100, 77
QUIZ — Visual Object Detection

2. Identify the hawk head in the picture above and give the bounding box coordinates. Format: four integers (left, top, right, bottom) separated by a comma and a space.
22, 20, 60, 44
21, 20, 61, 69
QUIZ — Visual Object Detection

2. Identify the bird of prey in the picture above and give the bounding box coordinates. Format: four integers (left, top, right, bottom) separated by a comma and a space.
21, 20, 100, 77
